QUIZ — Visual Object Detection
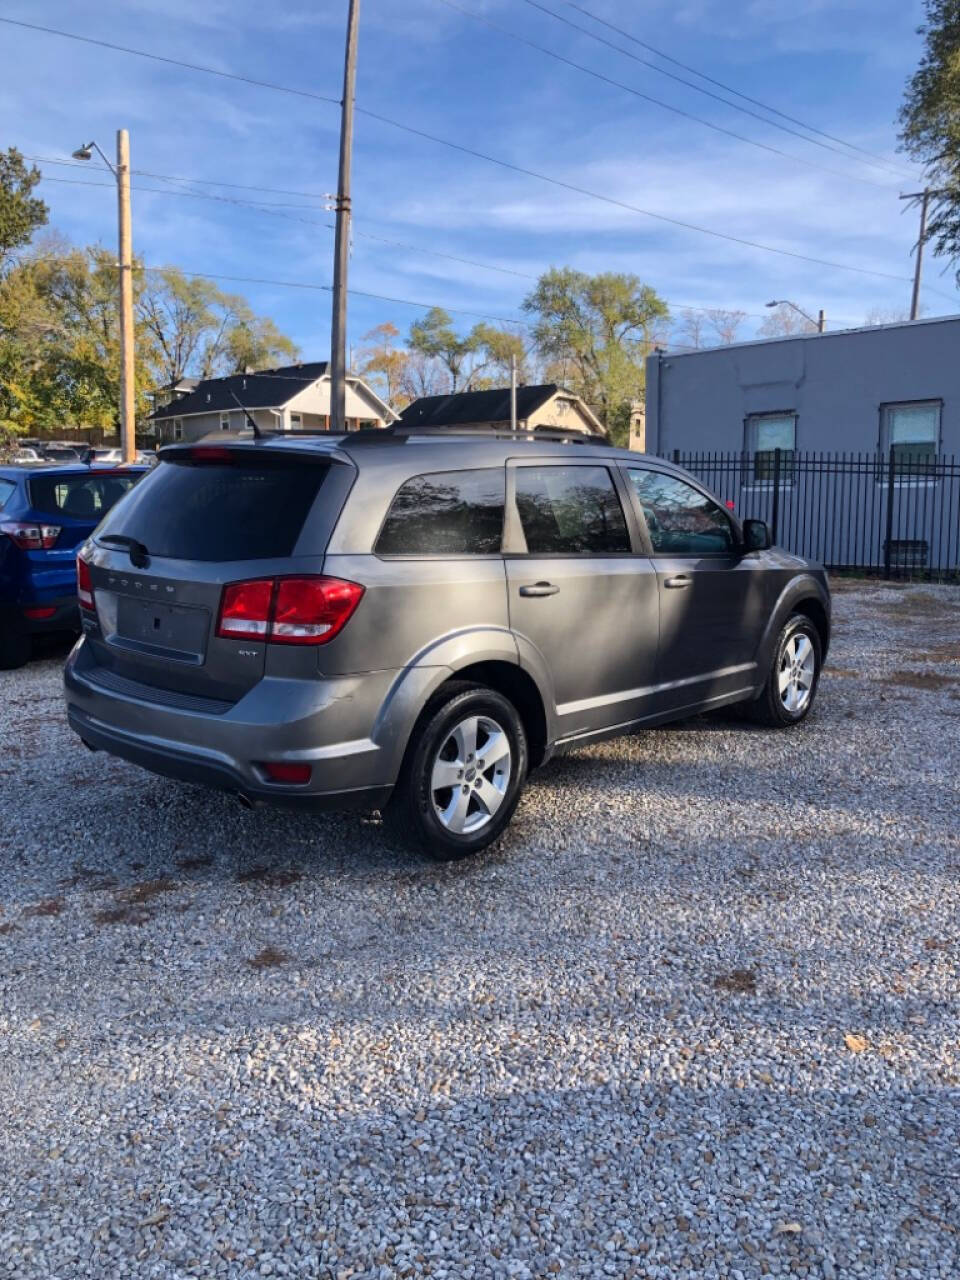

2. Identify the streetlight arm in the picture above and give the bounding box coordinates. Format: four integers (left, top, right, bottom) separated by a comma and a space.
767, 299, 818, 328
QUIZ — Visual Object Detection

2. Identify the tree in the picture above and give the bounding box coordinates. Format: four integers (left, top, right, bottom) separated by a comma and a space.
898, 0, 960, 282
707, 308, 747, 345
0, 148, 48, 269
136, 266, 297, 385
408, 307, 479, 392
357, 322, 410, 406
758, 304, 818, 337
677, 309, 707, 350
522, 268, 669, 444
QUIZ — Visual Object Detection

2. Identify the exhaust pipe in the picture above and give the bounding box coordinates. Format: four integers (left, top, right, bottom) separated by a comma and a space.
235, 793, 255, 811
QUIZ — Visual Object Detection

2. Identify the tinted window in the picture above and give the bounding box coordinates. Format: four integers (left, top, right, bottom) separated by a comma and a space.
515, 465, 630, 554
376, 469, 505, 555
29, 473, 140, 519
629, 470, 734, 554
0, 478, 15, 511
96, 457, 328, 561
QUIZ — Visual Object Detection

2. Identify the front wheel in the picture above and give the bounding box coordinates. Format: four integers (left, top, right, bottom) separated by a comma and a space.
740, 614, 822, 727
385, 683, 528, 860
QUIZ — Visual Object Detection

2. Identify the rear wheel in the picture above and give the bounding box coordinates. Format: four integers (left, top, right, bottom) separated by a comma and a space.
386, 683, 528, 860
0, 618, 31, 671
740, 614, 822, 727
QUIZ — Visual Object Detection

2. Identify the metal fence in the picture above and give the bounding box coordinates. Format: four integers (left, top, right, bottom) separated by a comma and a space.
666, 449, 960, 580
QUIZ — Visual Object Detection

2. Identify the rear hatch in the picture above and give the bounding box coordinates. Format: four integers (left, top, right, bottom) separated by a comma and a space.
23, 468, 143, 595
83, 445, 350, 704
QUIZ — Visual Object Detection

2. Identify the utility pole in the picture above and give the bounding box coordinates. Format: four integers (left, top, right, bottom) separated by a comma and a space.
330, 0, 361, 434
510, 354, 518, 432
817, 309, 826, 334
900, 189, 933, 321
116, 129, 136, 464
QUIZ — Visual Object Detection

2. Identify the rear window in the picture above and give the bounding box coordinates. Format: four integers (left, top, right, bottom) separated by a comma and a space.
376, 468, 505, 556
0, 478, 15, 511
96, 456, 328, 561
29, 473, 140, 519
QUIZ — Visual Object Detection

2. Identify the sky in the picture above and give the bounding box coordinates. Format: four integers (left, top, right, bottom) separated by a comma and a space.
2, 0, 957, 366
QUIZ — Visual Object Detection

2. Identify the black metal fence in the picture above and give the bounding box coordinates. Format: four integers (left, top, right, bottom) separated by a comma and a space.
667, 449, 960, 580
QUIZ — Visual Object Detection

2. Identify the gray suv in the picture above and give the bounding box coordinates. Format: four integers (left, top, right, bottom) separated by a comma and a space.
64, 431, 830, 859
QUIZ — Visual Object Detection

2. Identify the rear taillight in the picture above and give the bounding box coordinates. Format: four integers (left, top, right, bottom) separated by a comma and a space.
1, 521, 61, 550
217, 579, 273, 639
216, 576, 364, 646
258, 761, 312, 785
77, 557, 95, 611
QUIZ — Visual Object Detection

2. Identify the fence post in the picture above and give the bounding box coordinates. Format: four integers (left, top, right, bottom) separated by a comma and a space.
673, 448, 680, 465
884, 445, 896, 579
770, 447, 781, 543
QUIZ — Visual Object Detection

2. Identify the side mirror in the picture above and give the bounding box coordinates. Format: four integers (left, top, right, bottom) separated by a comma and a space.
742, 518, 771, 552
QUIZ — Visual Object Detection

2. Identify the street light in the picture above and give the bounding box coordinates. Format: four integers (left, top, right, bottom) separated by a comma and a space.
766, 299, 826, 333
72, 132, 136, 463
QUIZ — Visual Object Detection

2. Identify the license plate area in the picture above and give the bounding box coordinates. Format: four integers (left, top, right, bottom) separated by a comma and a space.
113, 596, 209, 663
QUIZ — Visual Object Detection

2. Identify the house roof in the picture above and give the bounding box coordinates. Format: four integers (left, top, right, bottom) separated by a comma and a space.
149, 362, 329, 421
400, 384, 576, 429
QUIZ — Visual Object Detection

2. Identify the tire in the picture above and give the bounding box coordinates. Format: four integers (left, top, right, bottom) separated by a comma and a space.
0, 618, 31, 671
385, 682, 528, 860
739, 613, 822, 728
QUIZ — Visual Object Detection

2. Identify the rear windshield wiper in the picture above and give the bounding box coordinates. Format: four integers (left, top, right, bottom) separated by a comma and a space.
99, 533, 150, 568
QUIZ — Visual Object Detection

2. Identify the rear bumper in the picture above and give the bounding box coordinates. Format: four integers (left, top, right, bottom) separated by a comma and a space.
63, 636, 438, 811
67, 703, 391, 812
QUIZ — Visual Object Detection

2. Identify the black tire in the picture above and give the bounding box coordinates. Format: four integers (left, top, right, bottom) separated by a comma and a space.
739, 613, 822, 728
0, 618, 31, 671
385, 682, 528, 861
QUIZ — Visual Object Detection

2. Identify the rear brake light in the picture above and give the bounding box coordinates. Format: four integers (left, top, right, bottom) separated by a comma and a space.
24, 605, 57, 620
189, 447, 234, 462
271, 577, 365, 645
2, 521, 61, 550
216, 579, 273, 639
258, 761, 312, 785
77, 557, 95, 611
216, 576, 364, 646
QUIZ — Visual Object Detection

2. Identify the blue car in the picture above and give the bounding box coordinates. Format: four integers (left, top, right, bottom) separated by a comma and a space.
0, 462, 146, 669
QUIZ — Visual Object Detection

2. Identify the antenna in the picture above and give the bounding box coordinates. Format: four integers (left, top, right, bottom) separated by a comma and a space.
226, 386, 264, 438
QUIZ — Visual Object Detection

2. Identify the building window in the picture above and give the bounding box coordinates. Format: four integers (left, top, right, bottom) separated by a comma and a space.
173, 419, 183, 442
289, 413, 302, 431
220, 412, 231, 432
881, 401, 940, 477
745, 413, 796, 484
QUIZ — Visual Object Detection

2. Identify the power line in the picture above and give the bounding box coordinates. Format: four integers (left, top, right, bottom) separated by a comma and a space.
22, 153, 335, 201
0, 15, 924, 283
435, 0, 893, 191
560, 0, 918, 179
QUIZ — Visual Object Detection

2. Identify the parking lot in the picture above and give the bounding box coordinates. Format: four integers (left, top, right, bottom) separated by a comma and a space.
1, 581, 959, 1279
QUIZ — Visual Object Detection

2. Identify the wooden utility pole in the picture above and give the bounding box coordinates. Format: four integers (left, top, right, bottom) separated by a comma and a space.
817, 309, 826, 334
116, 129, 136, 463
900, 189, 932, 321
510, 354, 518, 432
330, 0, 361, 434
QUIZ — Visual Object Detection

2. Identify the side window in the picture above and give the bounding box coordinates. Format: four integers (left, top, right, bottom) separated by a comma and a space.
0, 478, 15, 511
515, 465, 630, 554
628, 470, 735, 555
376, 468, 505, 555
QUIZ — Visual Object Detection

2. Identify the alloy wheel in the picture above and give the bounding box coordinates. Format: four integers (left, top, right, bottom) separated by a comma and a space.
778, 632, 816, 713
430, 715, 512, 835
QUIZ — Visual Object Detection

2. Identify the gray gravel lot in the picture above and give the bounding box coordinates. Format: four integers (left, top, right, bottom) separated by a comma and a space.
1, 581, 959, 1280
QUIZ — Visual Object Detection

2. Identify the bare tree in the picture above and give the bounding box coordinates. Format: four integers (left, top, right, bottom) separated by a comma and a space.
676, 309, 707, 349
706, 308, 747, 345
758, 304, 818, 337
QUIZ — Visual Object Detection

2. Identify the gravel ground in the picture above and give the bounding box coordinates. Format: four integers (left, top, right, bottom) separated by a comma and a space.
1, 581, 959, 1280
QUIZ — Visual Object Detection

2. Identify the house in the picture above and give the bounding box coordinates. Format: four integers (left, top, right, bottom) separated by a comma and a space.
645, 315, 960, 459
149, 362, 399, 443
398, 385, 605, 435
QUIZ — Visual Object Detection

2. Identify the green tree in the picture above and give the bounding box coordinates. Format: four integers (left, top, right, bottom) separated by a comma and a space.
0, 147, 48, 268
523, 268, 669, 444
898, 0, 960, 280
408, 306, 479, 392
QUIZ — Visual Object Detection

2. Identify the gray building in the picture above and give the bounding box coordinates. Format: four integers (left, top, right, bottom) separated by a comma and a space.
646, 314, 960, 460
644, 316, 960, 575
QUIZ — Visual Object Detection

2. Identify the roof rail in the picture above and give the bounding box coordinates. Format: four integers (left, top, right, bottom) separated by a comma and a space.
348, 425, 611, 447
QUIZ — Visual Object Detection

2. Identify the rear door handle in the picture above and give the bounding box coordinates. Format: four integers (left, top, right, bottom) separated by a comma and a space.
664, 575, 692, 589
519, 581, 560, 598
